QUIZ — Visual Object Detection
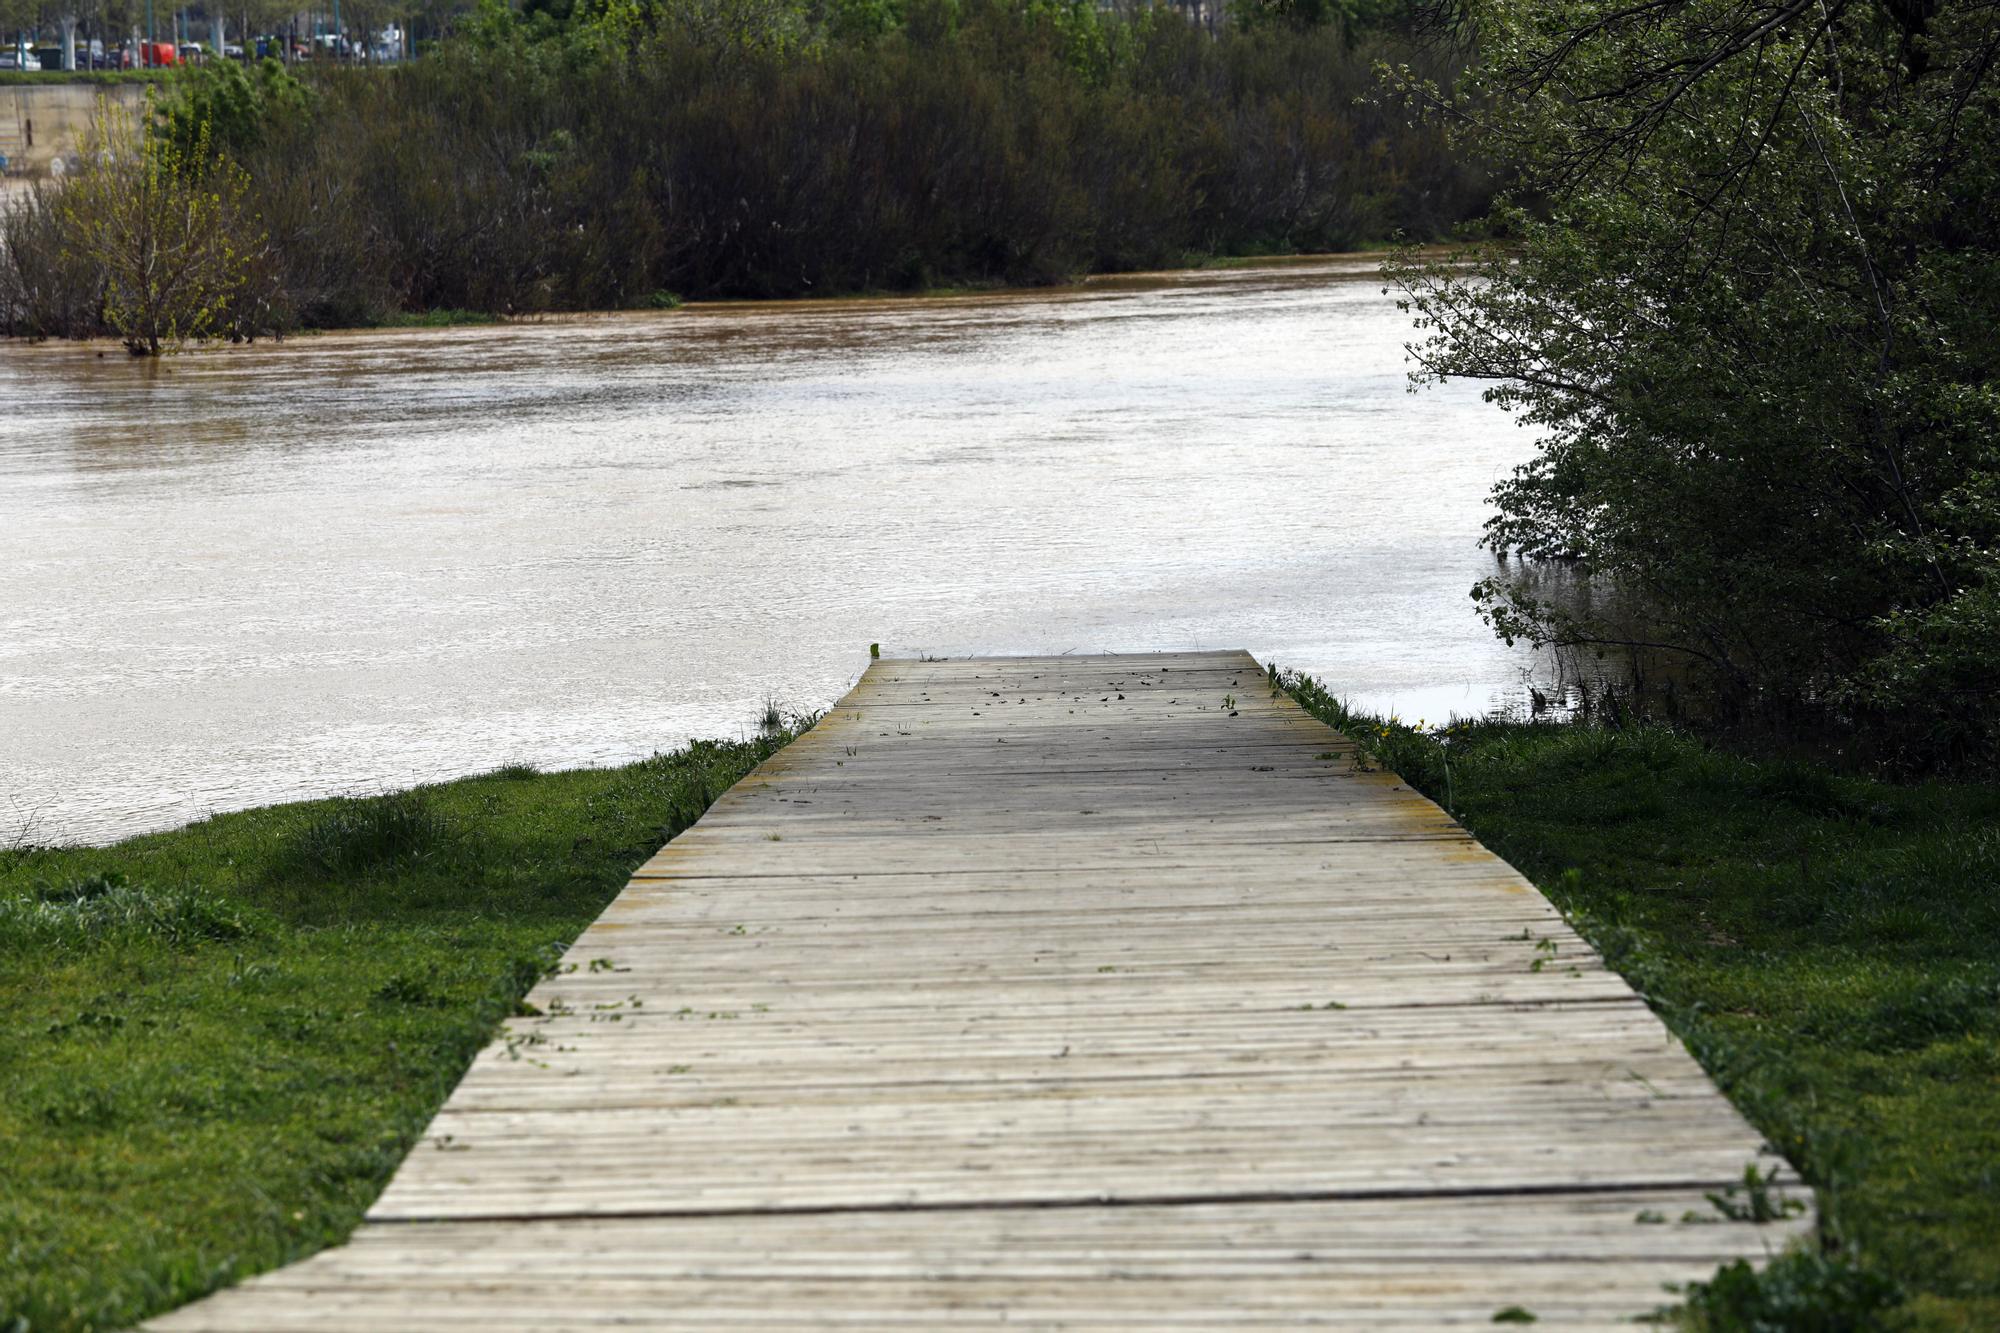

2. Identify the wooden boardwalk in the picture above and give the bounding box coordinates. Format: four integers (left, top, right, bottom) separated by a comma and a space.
153, 651, 1807, 1329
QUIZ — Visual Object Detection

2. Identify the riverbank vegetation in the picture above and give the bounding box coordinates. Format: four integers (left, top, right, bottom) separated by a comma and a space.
1280, 669, 2000, 1330
0, 70, 170, 85
0, 725, 798, 1332
0, 0, 1488, 346
1391, 0, 2000, 767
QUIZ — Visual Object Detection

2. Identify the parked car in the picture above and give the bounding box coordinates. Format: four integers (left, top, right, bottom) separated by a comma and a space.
0, 50, 43, 71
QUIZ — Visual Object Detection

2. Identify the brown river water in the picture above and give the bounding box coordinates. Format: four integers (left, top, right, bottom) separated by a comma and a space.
1, 256, 1565, 846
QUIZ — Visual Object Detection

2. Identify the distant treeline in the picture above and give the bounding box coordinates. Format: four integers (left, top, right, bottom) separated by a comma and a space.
0, 0, 1488, 337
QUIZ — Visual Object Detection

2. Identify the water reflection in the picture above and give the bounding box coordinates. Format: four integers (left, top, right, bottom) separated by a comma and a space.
3, 257, 1585, 845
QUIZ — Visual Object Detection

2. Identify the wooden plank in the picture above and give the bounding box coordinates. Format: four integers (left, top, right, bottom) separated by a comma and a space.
152, 1193, 1809, 1330
149, 650, 1807, 1329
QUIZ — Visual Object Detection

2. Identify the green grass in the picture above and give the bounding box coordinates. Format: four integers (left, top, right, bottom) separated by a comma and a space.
369, 307, 505, 329
0, 728, 799, 1332
0, 70, 171, 85
1278, 668, 2000, 1331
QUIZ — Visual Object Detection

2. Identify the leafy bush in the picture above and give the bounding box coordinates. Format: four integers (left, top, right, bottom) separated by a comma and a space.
157, 58, 311, 158
1392, 0, 2000, 767
49, 98, 267, 354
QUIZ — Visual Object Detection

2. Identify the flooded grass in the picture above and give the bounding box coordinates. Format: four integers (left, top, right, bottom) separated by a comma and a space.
0, 723, 800, 1332
369, 308, 505, 329
1280, 669, 2000, 1329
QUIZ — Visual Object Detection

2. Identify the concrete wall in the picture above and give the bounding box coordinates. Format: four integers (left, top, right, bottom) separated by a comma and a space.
0, 83, 149, 176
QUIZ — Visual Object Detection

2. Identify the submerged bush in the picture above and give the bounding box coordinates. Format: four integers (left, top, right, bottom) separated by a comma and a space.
0, 183, 103, 340
50, 98, 269, 355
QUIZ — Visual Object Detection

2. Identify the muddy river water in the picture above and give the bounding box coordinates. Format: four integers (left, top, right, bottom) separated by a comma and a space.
1, 257, 1556, 845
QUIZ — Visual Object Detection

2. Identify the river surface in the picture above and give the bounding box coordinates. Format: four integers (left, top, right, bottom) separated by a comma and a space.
1, 257, 1554, 846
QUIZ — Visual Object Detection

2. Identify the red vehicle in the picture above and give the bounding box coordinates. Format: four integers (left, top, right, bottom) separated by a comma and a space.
138, 40, 177, 66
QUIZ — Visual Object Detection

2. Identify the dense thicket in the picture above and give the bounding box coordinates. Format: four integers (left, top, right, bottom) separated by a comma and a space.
0, 0, 1487, 338
1393, 0, 2000, 765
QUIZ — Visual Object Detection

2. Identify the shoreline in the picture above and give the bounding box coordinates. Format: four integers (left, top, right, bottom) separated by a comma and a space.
0, 249, 1425, 357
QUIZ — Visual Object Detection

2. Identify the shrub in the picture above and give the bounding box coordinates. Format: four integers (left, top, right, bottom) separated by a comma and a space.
52, 97, 267, 354
157, 58, 312, 159
0, 183, 103, 340
1392, 0, 2000, 767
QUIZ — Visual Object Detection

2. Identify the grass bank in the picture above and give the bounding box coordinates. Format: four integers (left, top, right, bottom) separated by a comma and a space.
0, 725, 799, 1332
1278, 669, 1999, 1330
0, 71, 170, 86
